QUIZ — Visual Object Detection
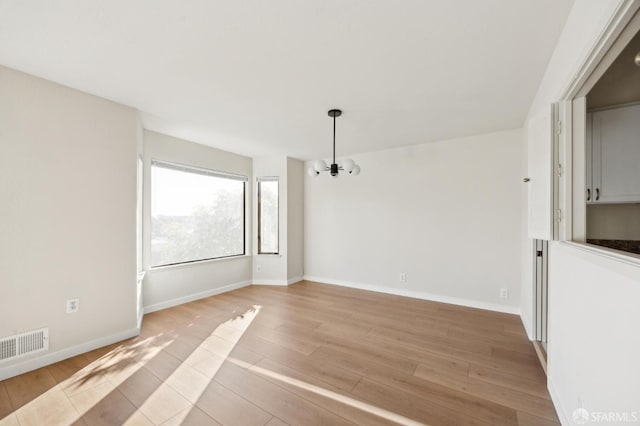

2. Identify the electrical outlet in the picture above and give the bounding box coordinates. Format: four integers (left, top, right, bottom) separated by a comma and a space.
256, 265, 262, 273
399, 273, 407, 283
499, 288, 509, 299
66, 298, 79, 313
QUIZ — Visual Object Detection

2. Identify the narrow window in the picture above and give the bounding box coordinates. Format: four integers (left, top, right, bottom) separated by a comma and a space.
257, 177, 279, 254
136, 156, 143, 272
150, 160, 246, 267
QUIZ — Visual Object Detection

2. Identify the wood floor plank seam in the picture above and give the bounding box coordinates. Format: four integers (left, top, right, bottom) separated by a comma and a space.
354, 368, 514, 425
348, 376, 364, 394
212, 362, 357, 426
208, 379, 275, 425
305, 342, 508, 425
364, 327, 544, 383
242, 364, 376, 426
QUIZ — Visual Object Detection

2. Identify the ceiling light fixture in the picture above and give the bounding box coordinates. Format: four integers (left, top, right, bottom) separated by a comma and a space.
308, 109, 360, 178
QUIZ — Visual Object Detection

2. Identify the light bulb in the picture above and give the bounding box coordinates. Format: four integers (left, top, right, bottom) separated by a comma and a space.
350, 165, 361, 176
341, 158, 355, 172
307, 167, 319, 177
313, 160, 327, 172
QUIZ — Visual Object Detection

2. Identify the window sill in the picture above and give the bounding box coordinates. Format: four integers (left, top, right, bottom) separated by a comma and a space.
148, 254, 251, 272
561, 241, 640, 267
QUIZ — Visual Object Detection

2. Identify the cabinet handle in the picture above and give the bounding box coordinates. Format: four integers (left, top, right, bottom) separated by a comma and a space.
523, 177, 530, 183
587, 188, 591, 201
596, 188, 600, 201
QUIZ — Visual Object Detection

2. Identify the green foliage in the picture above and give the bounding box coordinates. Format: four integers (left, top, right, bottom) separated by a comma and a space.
151, 189, 244, 266
259, 182, 278, 253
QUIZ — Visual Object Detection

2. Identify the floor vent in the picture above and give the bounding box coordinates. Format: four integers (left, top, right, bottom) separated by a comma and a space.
0, 328, 49, 362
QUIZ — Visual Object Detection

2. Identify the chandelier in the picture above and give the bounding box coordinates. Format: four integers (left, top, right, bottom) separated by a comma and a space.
308, 109, 360, 178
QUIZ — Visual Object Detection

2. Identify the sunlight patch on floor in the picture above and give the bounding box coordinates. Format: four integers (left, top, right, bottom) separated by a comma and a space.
4, 305, 261, 425
5, 335, 174, 425
241, 361, 427, 426
135, 305, 261, 424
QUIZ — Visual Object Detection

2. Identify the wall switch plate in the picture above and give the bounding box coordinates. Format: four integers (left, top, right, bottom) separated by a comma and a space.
67, 298, 80, 314
66, 298, 79, 313
399, 273, 407, 283
499, 288, 509, 299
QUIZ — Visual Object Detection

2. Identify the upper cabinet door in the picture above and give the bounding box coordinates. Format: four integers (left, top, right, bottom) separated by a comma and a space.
527, 106, 554, 240
591, 104, 640, 203
586, 113, 593, 204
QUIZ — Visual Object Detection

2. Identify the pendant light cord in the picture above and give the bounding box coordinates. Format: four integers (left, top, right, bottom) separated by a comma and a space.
332, 114, 336, 165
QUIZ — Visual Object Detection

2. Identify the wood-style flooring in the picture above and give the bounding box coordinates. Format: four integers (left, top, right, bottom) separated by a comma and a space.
0, 281, 558, 425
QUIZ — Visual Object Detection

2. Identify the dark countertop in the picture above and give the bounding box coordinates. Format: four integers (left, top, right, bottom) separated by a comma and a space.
587, 239, 640, 255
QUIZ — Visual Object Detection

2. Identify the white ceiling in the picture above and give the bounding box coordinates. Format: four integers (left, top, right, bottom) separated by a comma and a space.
0, 1, 573, 160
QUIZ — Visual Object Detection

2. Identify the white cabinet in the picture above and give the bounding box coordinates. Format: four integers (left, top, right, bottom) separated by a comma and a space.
587, 104, 640, 204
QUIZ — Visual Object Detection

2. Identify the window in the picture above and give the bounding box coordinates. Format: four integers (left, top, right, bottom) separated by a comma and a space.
562, 15, 640, 256
151, 160, 246, 267
257, 177, 279, 254
137, 156, 143, 272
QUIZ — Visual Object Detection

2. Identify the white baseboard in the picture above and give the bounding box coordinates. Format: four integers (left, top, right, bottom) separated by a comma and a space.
252, 276, 304, 285
137, 308, 144, 330
252, 280, 288, 286
252, 276, 303, 286
144, 280, 252, 314
520, 310, 534, 341
303, 276, 520, 315
548, 377, 569, 425
0, 327, 140, 381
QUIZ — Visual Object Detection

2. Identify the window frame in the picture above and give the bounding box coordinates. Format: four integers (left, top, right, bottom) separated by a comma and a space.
553, 2, 640, 264
137, 156, 143, 272
257, 176, 279, 255
150, 159, 247, 268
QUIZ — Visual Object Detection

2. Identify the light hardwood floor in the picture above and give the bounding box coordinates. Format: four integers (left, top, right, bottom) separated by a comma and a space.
0, 281, 558, 425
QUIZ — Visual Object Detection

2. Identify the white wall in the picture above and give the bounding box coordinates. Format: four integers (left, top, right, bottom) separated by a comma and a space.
287, 158, 304, 282
523, 0, 640, 422
0, 66, 139, 379
520, 133, 534, 336
305, 129, 524, 313
142, 130, 253, 311
548, 242, 640, 422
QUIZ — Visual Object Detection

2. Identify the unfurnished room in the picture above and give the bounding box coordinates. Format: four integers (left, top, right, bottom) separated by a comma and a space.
1, 1, 639, 425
